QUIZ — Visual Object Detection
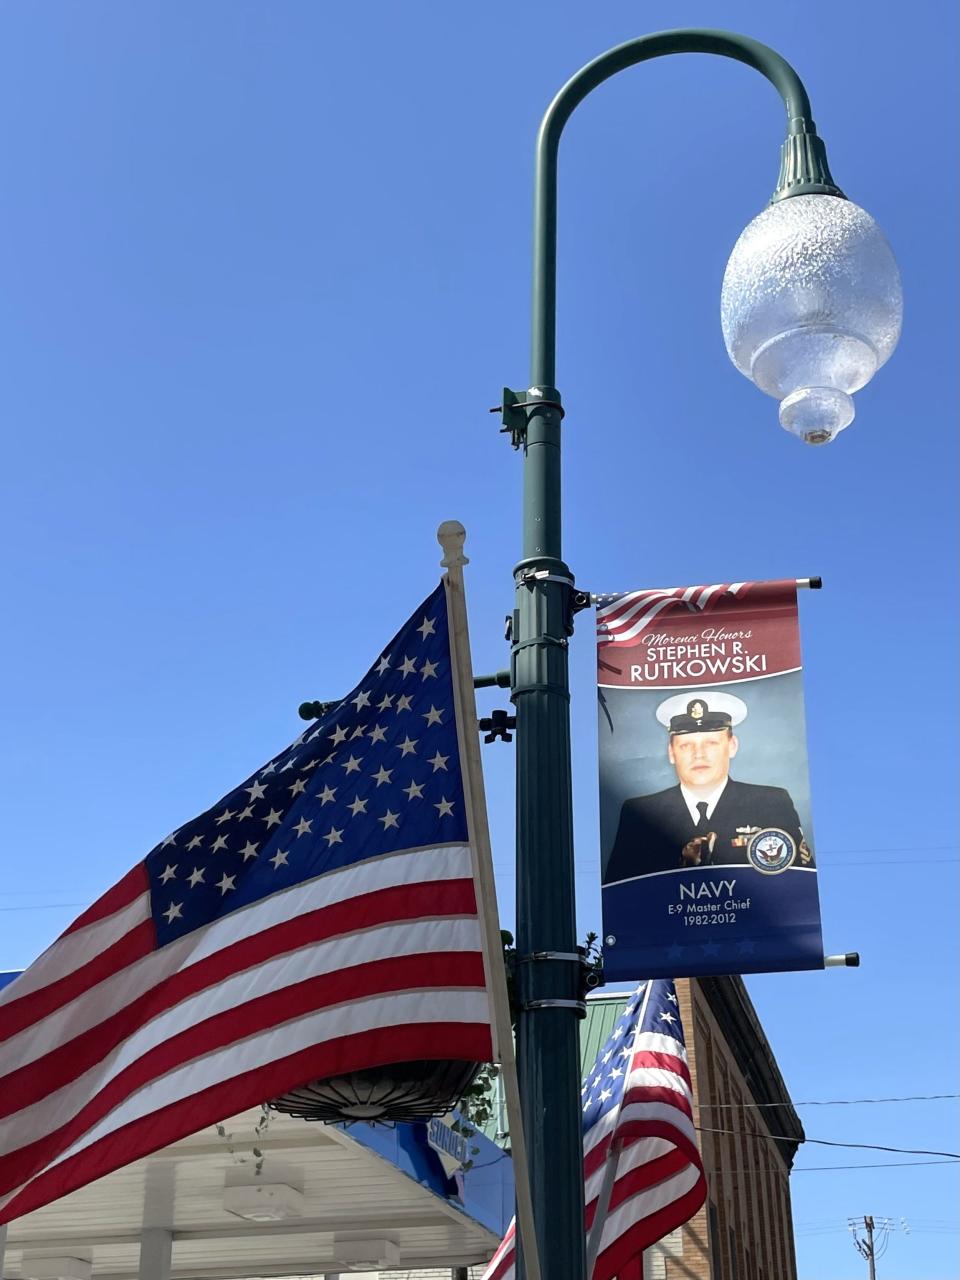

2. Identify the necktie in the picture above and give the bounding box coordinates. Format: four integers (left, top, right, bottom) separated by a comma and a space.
695, 801, 710, 832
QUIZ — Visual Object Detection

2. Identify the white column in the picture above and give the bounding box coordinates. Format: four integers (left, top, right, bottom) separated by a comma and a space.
138, 1229, 172, 1280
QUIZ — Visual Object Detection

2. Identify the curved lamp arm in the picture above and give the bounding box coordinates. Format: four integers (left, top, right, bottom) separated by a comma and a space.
530, 29, 843, 385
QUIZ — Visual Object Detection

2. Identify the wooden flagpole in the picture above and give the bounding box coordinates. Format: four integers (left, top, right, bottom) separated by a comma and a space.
584, 981, 654, 1277
438, 520, 542, 1280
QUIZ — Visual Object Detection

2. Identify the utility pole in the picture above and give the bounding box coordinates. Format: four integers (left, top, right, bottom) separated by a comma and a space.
862, 1216, 877, 1280
849, 1215, 901, 1278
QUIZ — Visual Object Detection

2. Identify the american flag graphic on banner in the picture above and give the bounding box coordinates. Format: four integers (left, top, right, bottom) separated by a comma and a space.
596, 584, 747, 646
482, 981, 706, 1280
0, 581, 494, 1223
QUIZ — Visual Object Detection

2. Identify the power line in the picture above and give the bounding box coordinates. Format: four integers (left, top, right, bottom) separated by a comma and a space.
0, 903, 85, 913
701, 1093, 960, 1108
715, 1158, 960, 1175
793, 1159, 960, 1172
695, 1125, 960, 1160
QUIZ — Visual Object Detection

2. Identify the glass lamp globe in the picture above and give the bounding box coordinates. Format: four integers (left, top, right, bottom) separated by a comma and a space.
721, 195, 902, 444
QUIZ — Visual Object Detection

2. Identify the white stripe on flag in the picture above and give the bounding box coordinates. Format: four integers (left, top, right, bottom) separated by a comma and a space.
615, 1100, 699, 1149
0, 915, 483, 1152
594, 1163, 704, 1255
585, 1137, 674, 1205
624, 1066, 693, 1105
0, 987, 492, 1214
1, 843, 474, 1076
631, 1032, 687, 1057
0, 893, 152, 1006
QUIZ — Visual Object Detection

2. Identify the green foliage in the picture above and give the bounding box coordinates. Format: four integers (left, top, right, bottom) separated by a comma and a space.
213, 1104, 271, 1176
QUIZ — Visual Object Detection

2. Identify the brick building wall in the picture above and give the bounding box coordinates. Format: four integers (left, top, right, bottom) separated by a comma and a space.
663, 978, 800, 1280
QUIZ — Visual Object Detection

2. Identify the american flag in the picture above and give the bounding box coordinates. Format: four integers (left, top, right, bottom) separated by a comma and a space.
595, 584, 747, 646
482, 981, 706, 1280
0, 581, 493, 1224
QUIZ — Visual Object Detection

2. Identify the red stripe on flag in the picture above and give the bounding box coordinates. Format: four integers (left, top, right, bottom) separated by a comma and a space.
584, 1147, 690, 1232
605, 1146, 694, 1215
629, 1050, 692, 1089
593, 1178, 706, 1280
62, 865, 149, 936
0, 950, 486, 1195
613, 1120, 702, 1170
620, 1084, 694, 1121
0, 1020, 492, 1224
583, 1132, 614, 1180
0, 921, 156, 1042
0, 878, 479, 1114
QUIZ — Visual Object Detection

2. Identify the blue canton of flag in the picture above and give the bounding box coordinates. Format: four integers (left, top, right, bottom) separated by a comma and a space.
580, 981, 682, 1128
148, 583, 469, 941
0, 581, 494, 1225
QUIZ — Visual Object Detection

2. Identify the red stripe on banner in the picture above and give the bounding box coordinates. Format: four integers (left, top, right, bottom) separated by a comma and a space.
0, 1020, 492, 1224
594, 1177, 707, 1280
629, 1050, 692, 1090
0, 950, 486, 1194
0, 878, 479, 1114
0, 921, 156, 1042
62, 865, 149, 936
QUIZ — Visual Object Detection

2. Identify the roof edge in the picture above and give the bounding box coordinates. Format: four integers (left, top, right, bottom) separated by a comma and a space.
695, 975, 805, 1167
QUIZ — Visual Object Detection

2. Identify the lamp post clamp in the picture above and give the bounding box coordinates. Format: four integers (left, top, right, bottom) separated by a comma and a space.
493, 386, 565, 449
516, 946, 604, 1018
478, 708, 517, 744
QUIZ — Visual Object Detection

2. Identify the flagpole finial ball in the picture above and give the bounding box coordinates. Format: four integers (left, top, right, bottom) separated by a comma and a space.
438, 520, 469, 569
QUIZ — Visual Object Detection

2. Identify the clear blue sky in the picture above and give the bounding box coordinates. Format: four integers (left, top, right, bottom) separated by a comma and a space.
1, 3, 956, 1276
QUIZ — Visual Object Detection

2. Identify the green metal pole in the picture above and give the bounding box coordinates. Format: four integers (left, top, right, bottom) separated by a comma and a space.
511, 30, 837, 1280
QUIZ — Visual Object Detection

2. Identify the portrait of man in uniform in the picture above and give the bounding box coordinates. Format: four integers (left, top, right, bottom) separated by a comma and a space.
602, 691, 814, 884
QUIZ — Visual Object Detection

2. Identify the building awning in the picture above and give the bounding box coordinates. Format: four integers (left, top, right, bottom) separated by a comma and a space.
1, 1104, 512, 1279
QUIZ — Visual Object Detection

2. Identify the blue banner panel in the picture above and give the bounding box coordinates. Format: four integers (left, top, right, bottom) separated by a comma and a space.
602, 866, 823, 980
596, 579, 824, 979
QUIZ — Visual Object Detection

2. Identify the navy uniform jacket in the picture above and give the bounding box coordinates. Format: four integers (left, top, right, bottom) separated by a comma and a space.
603, 778, 811, 884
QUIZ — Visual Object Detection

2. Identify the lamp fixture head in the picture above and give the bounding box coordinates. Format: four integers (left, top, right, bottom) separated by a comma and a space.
721, 194, 902, 444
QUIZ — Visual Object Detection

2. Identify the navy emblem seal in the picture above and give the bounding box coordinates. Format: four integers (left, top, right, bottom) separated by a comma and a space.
747, 828, 796, 874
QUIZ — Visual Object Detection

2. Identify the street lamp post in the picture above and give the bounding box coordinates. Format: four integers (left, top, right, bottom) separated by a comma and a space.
506, 30, 901, 1280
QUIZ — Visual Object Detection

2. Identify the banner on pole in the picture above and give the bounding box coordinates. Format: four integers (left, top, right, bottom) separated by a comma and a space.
596, 580, 824, 980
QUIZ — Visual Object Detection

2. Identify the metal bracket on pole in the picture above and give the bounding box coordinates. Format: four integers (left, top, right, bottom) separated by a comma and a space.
515, 568, 576, 588
518, 950, 583, 964
474, 669, 512, 689
517, 948, 604, 1007
299, 664, 518, 719
478, 709, 517, 743
511, 635, 568, 654
522, 998, 587, 1015
514, 567, 585, 636
298, 698, 339, 721
493, 387, 566, 450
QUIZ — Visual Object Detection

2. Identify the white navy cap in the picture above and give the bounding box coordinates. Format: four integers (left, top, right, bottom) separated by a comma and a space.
655, 691, 748, 735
